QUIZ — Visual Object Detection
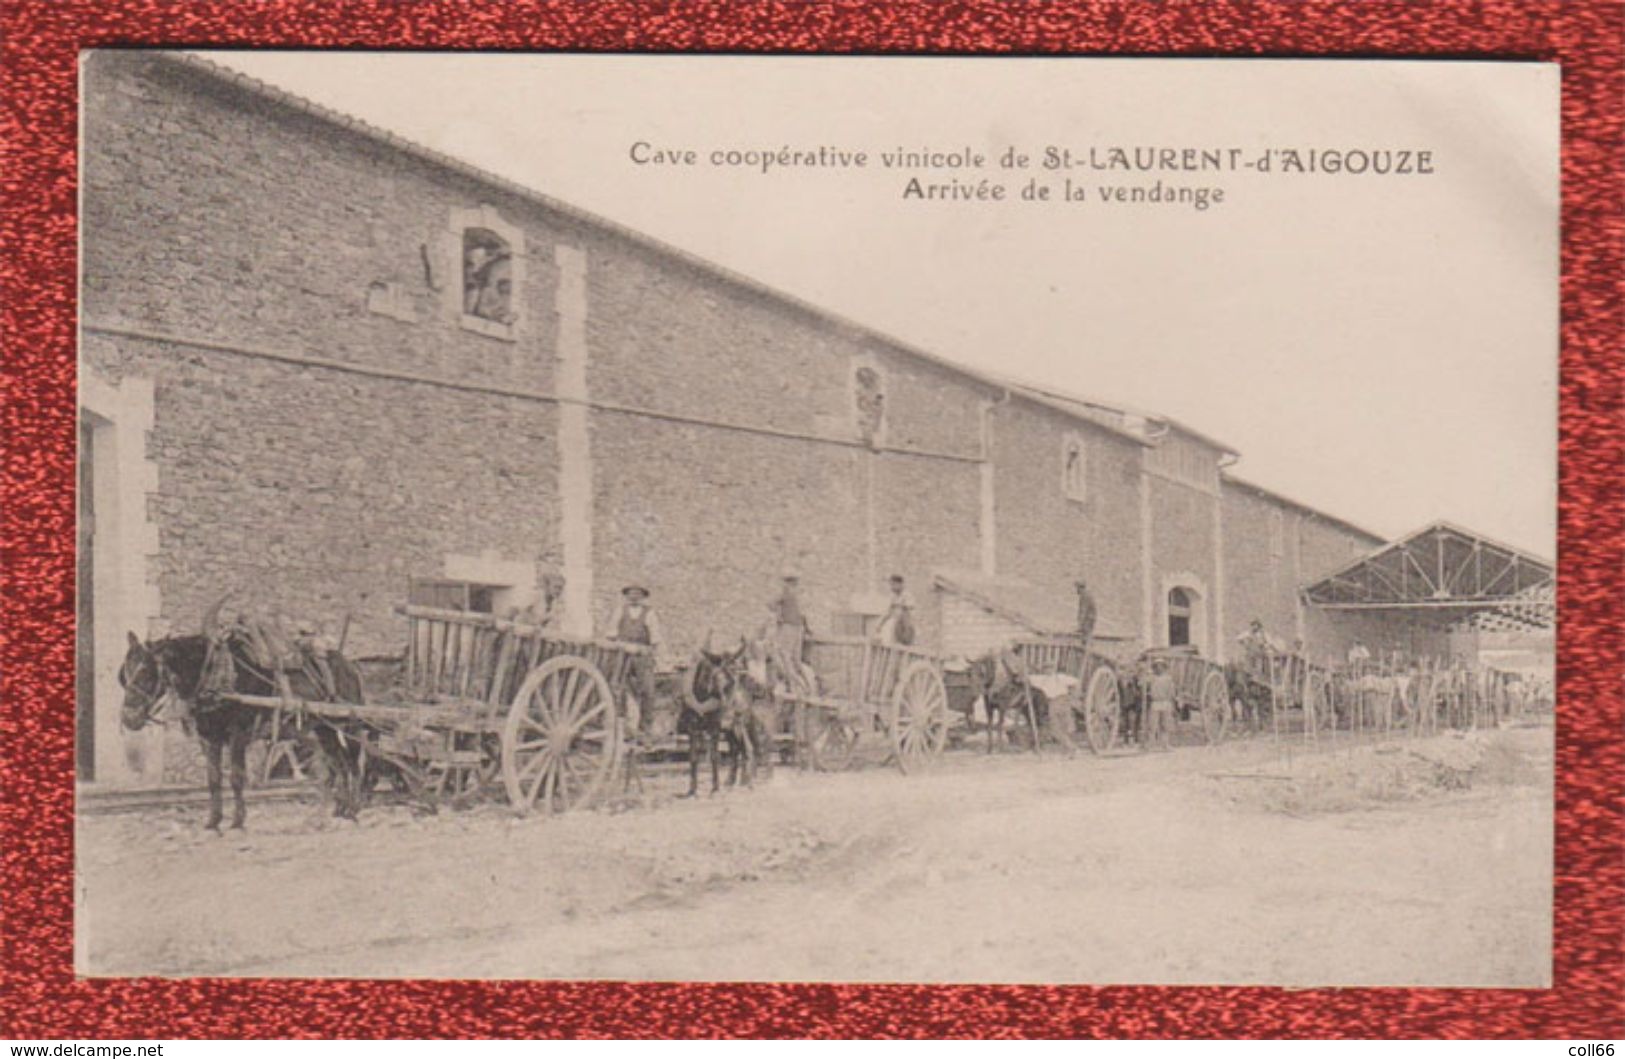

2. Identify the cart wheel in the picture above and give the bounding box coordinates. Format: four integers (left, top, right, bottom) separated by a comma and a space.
807, 707, 858, 772
1199, 670, 1230, 744
889, 661, 949, 773
502, 656, 617, 815
1082, 667, 1121, 754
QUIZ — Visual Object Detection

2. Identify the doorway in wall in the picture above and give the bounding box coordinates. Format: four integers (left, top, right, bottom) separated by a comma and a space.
77, 415, 97, 780
1168, 587, 1193, 648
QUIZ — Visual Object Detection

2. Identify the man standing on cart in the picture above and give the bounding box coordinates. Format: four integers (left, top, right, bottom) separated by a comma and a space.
875, 574, 916, 646
1075, 578, 1097, 647
767, 571, 814, 695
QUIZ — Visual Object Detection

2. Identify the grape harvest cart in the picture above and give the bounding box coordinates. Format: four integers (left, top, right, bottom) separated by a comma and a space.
1009, 637, 1127, 754
1140, 646, 1232, 744
228, 606, 649, 815
778, 636, 950, 773
1234, 641, 1335, 739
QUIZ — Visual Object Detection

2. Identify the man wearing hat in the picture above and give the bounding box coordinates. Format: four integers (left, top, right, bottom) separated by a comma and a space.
1146, 657, 1176, 751
609, 583, 663, 731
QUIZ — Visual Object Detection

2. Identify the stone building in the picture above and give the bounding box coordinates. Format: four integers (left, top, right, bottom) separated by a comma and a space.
79, 52, 1458, 788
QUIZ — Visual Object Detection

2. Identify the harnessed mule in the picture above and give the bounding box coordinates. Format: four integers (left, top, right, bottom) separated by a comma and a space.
681, 640, 765, 796
119, 607, 365, 830
969, 650, 1050, 754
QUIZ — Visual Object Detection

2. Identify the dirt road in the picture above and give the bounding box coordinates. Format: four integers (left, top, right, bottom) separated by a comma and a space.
77, 724, 1552, 985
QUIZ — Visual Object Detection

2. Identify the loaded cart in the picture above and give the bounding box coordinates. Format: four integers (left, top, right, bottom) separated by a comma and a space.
1140, 646, 1232, 744
228, 605, 650, 815
778, 635, 951, 773
1009, 637, 1127, 754
1233, 641, 1334, 740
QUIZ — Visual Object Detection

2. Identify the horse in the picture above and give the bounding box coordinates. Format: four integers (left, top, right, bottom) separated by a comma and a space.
119, 609, 366, 830
1224, 662, 1271, 733
681, 640, 765, 796
968, 650, 1050, 753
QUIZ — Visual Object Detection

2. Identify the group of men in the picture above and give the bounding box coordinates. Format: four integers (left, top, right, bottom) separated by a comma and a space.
597, 572, 1118, 755
552, 577, 1315, 754
599, 570, 924, 710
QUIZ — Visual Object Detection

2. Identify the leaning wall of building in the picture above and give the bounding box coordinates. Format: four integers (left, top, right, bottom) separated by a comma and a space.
1221, 479, 1452, 664
82, 54, 571, 658
1147, 469, 1221, 657
577, 223, 991, 653
1220, 485, 1304, 652
988, 397, 1145, 647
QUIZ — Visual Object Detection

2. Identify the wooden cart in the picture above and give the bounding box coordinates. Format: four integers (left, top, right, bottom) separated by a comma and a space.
1010, 637, 1127, 754
229, 605, 649, 815
1235, 643, 1335, 740
779, 636, 950, 773
1140, 646, 1232, 744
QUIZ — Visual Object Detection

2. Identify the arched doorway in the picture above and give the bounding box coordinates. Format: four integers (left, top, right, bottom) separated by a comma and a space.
1168, 587, 1193, 648
1158, 572, 1210, 656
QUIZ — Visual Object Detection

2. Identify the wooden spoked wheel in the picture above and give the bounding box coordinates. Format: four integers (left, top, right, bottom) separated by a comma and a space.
502, 656, 618, 815
889, 661, 949, 773
806, 707, 859, 772
1199, 670, 1230, 744
1082, 666, 1121, 754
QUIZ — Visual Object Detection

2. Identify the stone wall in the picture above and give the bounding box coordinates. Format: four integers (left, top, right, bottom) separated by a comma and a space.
989, 398, 1145, 644
1222, 484, 1305, 650
1147, 472, 1220, 655
77, 334, 562, 661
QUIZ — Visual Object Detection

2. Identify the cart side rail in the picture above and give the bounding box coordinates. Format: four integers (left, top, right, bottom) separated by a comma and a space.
800, 635, 939, 708
1011, 638, 1089, 681
397, 605, 648, 707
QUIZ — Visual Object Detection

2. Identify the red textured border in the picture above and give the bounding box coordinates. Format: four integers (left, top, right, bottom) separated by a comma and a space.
3, 0, 1620, 1040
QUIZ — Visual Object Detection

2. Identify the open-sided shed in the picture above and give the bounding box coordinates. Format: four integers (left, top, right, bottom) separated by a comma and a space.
1302, 522, 1554, 633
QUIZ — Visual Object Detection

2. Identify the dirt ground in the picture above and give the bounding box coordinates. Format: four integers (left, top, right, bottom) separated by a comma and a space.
77, 722, 1553, 986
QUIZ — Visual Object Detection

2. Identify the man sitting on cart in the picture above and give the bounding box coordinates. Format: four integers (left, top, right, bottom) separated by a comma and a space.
1237, 619, 1283, 672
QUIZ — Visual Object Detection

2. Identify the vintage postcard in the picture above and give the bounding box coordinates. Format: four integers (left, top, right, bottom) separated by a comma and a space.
76, 51, 1557, 985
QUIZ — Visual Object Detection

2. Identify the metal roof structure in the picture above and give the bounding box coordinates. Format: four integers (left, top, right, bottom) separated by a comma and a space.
1301, 522, 1555, 631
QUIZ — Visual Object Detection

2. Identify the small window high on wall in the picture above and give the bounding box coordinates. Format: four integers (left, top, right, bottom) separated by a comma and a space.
443, 205, 525, 341
1063, 433, 1087, 502
1270, 508, 1286, 558
462, 227, 514, 324
852, 363, 887, 449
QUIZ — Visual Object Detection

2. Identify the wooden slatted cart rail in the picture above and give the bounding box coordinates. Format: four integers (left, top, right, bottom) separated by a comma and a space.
782, 635, 950, 773
227, 606, 649, 815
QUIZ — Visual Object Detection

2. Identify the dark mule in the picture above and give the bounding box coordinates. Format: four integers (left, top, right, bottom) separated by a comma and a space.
681, 641, 763, 797
1224, 662, 1270, 734
969, 651, 1049, 753
119, 621, 365, 830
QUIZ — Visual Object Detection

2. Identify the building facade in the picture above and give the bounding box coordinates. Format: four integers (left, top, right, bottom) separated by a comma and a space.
79, 53, 1443, 788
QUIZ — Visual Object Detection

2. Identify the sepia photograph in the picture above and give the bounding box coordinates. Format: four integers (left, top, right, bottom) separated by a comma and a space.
75, 50, 1558, 986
